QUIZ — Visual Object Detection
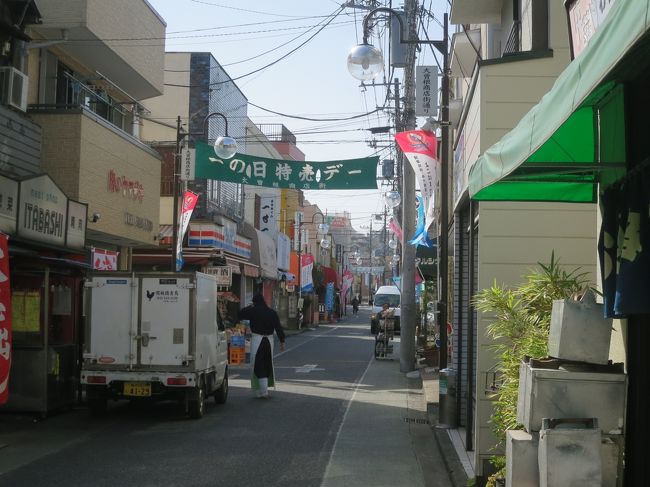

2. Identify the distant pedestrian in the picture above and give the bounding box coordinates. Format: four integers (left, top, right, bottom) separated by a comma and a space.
238, 294, 286, 398
351, 295, 359, 315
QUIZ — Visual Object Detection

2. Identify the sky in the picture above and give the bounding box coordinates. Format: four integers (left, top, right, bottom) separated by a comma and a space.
146, 0, 449, 233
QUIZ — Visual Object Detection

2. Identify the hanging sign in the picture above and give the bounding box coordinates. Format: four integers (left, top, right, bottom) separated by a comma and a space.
0, 234, 11, 405
205, 266, 232, 286
416, 66, 439, 116
195, 142, 378, 190
176, 191, 199, 272
395, 130, 440, 232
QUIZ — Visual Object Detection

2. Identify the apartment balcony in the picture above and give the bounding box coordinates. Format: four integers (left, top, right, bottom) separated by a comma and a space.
29, 98, 161, 248
29, 0, 165, 100
451, 0, 503, 24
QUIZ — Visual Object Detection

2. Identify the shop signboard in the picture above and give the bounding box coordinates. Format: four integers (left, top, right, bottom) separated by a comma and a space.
0, 234, 11, 404
566, 0, 617, 59
17, 174, 67, 247
277, 233, 291, 271
259, 196, 276, 237
0, 175, 17, 235
257, 229, 278, 279
416, 66, 439, 116
66, 200, 87, 250
205, 266, 232, 286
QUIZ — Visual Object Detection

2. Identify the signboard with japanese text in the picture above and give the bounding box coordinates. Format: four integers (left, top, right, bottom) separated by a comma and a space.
567, 0, 616, 59
66, 200, 87, 250
195, 142, 378, 190
205, 266, 232, 286
92, 248, 119, 270
18, 174, 67, 246
180, 147, 195, 181
0, 175, 17, 235
277, 233, 291, 271
0, 234, 11, 404
416, 66, 439, 116
175, 191, 199, 272
259, 196, 276, 236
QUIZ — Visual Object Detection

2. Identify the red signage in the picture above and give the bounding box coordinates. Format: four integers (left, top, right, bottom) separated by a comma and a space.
0, 234, 11, 404
107, 169, 145, 203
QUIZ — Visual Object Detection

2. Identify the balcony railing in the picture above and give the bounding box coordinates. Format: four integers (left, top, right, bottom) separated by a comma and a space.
29, 73, 138, 136
503, 20, 521, 56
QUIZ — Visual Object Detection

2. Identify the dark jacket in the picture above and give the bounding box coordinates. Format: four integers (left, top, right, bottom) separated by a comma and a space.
238, 304, 286, 343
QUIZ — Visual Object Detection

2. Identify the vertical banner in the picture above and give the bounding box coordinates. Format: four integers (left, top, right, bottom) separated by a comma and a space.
325, 282, 335, 312
0, 234, 11, 405
301, 254, 314, 293
395, 130, 440, 232
176, 191, 199, 272
409, 194, 435, 247
341, 269, 354, 298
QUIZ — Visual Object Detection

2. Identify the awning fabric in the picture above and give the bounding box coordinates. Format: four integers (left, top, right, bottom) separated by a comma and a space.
468, 0, 650, 202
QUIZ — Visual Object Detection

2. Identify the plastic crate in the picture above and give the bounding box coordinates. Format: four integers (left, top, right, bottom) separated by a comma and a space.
231, 335, 245, 347
229, 347, 245, 364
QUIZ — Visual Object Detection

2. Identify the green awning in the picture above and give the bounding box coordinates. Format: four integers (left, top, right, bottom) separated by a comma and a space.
469, 0, 650, 202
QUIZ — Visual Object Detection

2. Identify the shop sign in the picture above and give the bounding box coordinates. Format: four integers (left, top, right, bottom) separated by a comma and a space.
124, 212, 154, 232
567, 0, 617, 59
0, 234, 10, 404
259, 195, 276, 236
276, 233, 290, 271
0, 175, 17, 235
205, 266, 232, 286
257, 229, 278, 279
18, 175, 67, 246
66, 200, 87, 250
107, 169, 144, 203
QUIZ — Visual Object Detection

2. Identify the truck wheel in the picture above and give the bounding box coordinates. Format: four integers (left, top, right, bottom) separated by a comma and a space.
214, 370, 228, 404
188, 387, 205, 419
88, 396, 107, 416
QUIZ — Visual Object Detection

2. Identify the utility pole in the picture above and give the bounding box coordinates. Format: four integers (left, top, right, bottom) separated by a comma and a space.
368, 219, 373, 301
399, 0, 418, 373
382, 206, 388, 285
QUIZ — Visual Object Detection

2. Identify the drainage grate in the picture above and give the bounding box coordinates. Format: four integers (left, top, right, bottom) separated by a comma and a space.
403, 417, 429, 425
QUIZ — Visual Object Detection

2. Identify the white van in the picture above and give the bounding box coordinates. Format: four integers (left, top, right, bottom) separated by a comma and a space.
370, 285, 401, 334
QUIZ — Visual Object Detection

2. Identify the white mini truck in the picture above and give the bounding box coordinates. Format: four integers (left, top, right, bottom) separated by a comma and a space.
81, 272, 229, 419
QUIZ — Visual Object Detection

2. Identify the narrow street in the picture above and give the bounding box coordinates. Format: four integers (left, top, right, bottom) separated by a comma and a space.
0, 308, 452, 487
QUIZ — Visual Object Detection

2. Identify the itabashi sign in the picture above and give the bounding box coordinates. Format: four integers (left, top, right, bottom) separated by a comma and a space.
18, 175, 67, 246
0, 234, 11, 404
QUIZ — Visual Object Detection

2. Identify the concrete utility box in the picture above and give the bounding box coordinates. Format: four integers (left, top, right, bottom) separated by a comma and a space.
539, 418, 602, 487
506, 430, 539, 487
548, 290, 612, 364
517, 360, 626, 433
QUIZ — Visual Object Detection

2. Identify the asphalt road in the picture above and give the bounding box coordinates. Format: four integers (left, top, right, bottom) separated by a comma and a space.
0, 307, 449, 487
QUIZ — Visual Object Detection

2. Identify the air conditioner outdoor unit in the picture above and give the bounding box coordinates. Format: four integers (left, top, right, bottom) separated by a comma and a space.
0, 66, 28, 112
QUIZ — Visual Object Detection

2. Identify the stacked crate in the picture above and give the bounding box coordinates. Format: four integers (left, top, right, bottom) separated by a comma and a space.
229, 335, 245, 364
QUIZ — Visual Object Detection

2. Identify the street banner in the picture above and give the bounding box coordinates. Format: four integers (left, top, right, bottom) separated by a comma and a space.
409, 194, 435, 247
0, 234, 11, 405
92, 248, 119, 270
301, 254, 315, 293
325, 282, 335, 312
395, 130, 440, 232
341, 269, 354, 298
389, 217, 403, 243
195, 141, 378, 190
176, 191, 199, 272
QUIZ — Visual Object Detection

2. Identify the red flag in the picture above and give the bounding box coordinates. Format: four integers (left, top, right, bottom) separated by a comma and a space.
0, 234, 11, 404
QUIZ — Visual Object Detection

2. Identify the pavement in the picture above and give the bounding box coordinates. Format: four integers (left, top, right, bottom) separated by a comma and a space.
0, 322, 471, 486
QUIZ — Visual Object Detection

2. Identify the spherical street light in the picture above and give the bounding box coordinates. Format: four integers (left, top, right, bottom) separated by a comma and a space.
347, 43, 384, 81
320, 238, 331, 250
317, 223, 330, 235
214, 135, 238, 159
355, 256, 362, 265
388, 238, 398, 250
383, 190, 401, 208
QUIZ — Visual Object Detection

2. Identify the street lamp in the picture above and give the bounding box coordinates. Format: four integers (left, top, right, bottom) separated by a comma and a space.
295, 210, 328, 327
347, 5, 450, 371
172, 112, 238, 272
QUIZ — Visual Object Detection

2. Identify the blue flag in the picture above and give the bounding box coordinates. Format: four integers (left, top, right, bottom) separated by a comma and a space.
409, 194, 434, 247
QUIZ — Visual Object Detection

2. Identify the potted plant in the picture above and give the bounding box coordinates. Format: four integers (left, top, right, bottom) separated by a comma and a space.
472, 253, 588, 486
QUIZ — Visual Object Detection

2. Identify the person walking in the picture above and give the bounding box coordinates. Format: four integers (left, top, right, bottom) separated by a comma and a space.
351, 295, 359, 315
238, 294, 286, 398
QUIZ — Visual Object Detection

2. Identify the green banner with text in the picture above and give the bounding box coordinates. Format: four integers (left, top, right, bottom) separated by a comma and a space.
195, 141, 378, 190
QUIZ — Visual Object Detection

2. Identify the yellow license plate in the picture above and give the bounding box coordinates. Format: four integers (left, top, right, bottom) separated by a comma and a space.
123, 382, 151, 397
